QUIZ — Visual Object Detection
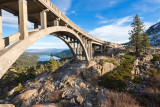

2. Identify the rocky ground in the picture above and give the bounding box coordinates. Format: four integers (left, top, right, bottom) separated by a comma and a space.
1, 47, 160, 107
1, 55, 118, 107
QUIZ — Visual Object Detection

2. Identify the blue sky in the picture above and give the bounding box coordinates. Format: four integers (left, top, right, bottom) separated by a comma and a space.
2, 0, 160, 49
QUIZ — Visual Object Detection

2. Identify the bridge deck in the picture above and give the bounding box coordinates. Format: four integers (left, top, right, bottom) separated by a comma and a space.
0, 0, 105, 44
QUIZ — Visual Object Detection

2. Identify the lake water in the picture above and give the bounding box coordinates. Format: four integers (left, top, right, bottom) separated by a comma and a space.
38, 55, 60, 61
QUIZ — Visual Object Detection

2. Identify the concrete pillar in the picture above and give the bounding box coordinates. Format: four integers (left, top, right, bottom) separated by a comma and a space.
65, 24, 68, 27
82, 37, 85, 60
90, 40, 93, 59
74, 39, 76, 52
54, 18, 60, 26
66, 36, 68, 40
0, 9, 2, 39
0, 9, 4, 50
77, 42, 79, 59
88, 40, 90, 59
70, 37, 72, 47
40, 9, 49, 29
19, 0, 28, 39
101, 45, 103, 53
79, 44, 82, 60
34, 23, 38, 29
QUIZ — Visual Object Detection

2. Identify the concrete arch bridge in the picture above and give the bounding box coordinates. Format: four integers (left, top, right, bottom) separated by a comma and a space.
0, 0, 107, 78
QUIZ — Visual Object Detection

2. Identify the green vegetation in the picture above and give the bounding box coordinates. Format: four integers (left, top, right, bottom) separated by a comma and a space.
133, 75, 142, 84
100, 54, 136, 91
100, 59, 119, 66
129, 14, 150, 56
14, 83, 23, 92
0, 52, 70, 97
0, 92, 9, 100
13, 52, 39, 68
47, 57, 58, 72
151, 54, 160, 62
54, 50, 73, 59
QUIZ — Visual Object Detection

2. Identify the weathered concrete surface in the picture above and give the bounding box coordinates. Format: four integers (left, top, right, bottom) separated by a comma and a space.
0, 0, 107, 79
0, 26, 89, 79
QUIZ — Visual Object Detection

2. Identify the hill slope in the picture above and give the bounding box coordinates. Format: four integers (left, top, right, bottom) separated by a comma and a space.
147, 22, 160, 47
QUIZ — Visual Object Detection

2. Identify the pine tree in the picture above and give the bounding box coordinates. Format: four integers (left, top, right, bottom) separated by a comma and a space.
47, 58, 58, 72
129, 14, 144, 56
142, 33, 150, 53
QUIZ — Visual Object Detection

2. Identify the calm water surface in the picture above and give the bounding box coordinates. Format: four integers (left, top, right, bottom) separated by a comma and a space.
38, 55, 60, 61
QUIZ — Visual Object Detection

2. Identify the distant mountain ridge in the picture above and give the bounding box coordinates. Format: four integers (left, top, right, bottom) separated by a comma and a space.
26, 48, 73, 59
26, 48, 66, 55
146, 22, 160, 47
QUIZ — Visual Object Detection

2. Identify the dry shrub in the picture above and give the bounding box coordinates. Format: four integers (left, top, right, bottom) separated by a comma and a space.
137, 74, 160, 106
59, 100, 71, 107
99, 90, 140, 107
49, 90, 63, 102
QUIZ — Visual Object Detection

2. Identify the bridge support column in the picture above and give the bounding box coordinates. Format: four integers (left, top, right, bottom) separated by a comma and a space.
80, 45, 82, 60
77, 42, 80, 59
101, 45, 103, 53
34, 23, 38, 29
90, 40, 93, 59
87, 40, 90, 60
82, 37, 85, 60
19, 0, 28, 39
54, 18, 60, 26
0, 9, 2, 39
0, 9, 4, 50
40, 9, 49, 29
73, 39, 76, 52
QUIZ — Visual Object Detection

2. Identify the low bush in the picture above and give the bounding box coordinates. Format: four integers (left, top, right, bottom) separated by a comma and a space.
99, 90, 140, 107
14, 83, 23, 92
100, 58, 119, 66
151, 54, 160, 62
133, 75, 142, 84
135, 74, 160, 106
100, 54, 136, 91
0, 92, 9, 100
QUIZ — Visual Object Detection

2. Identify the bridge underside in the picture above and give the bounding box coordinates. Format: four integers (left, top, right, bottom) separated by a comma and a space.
0, 0, 106, 79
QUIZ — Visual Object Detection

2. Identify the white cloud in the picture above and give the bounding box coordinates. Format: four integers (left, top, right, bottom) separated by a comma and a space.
52, 0, 72, 14
71, 11, 76, 14
95, 14, 116, 24
96, 14, 105, 20
89, 16, 154, 44
2, 10, 33, 28
115, 16, 132, 25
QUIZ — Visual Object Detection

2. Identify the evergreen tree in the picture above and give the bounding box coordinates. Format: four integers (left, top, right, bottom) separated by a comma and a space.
129, 14, 145, 56
47, 58, 58, 72
142, 33, 150, 53
50, 53, 53, 57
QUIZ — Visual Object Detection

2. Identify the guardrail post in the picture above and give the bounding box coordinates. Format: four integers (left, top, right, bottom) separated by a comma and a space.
40, 9, 49, 29
18, 0, 28, 39
0, 9, 4, 50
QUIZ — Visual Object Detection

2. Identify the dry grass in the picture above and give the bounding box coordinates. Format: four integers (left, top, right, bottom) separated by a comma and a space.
99, 90, 140, 107
136, 74, 160, 107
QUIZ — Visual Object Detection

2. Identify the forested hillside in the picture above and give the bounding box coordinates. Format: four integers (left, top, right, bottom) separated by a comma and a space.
12, 52, 39, 68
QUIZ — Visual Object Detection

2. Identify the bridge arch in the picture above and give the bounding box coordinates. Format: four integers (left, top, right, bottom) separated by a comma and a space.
0, 26, 89, 78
